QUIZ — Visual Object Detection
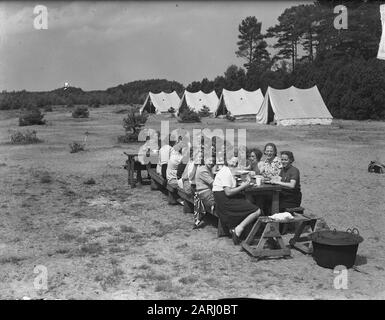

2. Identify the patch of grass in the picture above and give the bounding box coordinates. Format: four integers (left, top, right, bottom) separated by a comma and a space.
0, 255, 26, 264
191, 252, 203, 261
107, 236, 127, 244
69, 141, 85, 153
55, 248, 70, 254
119, 225, 136, 233
58, 233, 77, 242
40, 172, 52, 183
204, 277, 220, 287
83, 178, 96, 185
179, 275, 199, 285
154, 280, 174, 292
95, 267, 125, 291
79, 242, 103, 255
147, 257, 167, 265
175, 243, 188, 250
9, 129, 43, 144
85, 225, 113, 235
137, 270, 169, 282
151, 224, 174, 238
136, 264, 151, 270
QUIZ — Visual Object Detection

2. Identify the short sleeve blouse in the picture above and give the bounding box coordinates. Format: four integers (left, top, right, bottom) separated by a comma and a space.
212, 166, 236, 192
262, 156, 282, 178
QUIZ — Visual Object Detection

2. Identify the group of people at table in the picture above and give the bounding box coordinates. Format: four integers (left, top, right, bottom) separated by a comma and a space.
145, 137, 302, 245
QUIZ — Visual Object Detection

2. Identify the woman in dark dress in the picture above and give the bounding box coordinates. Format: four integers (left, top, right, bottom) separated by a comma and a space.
270, 151, 302, 211
213, 157, 261, 245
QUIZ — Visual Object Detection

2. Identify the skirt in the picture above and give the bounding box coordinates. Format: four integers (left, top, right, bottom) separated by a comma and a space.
213, 191, 258, 230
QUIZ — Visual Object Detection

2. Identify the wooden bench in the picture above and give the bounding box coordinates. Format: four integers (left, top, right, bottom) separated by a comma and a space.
146, 167, 227, 237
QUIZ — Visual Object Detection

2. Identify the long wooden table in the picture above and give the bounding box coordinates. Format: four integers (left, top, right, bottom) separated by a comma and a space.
123, 152, 156, 188
242, 183, 282, 214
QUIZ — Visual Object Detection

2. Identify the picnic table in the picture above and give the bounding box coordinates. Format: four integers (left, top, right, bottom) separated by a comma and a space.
123, 152, 156, 188
243, 183, 282, 214
241, 212, 318, 259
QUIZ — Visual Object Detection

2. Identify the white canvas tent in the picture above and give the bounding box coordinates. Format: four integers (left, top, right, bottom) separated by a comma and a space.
140, 91, 180, 114
177, 90, 219, 114
215, 88, 264, 118
256, 86, 333, 126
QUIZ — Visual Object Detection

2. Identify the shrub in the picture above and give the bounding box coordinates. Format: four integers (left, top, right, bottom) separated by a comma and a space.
9, 129, 43, 144
43, 105, 53, 112
117, 133, 138, 143
83, 178, 96, 185
226, 112, 235, 122
72, 106, 89, 118
19, 108, 46, 126
178, 107, 201, 123
69, 141, 85, 153
88, 100, 100, 108
40, 172, 52, 183
198, 105, 211, 117
122, 109, 148, 136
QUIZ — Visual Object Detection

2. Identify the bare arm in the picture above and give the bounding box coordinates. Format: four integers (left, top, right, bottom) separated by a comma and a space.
223, 176, 251, 196
271, 177, 296, 189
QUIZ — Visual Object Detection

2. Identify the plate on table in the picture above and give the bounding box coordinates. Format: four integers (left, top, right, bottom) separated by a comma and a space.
235, 170, 250, 176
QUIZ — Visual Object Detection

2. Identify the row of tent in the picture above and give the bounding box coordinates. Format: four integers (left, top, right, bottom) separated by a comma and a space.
140, 86, 333, 126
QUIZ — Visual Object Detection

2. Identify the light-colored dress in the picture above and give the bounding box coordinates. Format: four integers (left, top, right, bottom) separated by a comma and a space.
261, 156, 282, 179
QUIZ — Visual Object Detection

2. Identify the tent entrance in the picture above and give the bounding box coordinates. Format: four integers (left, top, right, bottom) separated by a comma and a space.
267, 100, 275, 124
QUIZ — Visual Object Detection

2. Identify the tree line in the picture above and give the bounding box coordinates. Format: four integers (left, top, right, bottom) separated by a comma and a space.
1, 1, 384, 120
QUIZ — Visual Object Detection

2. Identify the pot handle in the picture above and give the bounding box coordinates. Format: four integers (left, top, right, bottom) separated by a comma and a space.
347, 227, 360, 235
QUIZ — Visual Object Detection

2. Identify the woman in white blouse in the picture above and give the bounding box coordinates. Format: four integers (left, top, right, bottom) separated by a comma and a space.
213, 157, 261, 245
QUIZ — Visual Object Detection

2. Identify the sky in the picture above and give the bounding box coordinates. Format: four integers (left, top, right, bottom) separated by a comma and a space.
0, 1, 309, 92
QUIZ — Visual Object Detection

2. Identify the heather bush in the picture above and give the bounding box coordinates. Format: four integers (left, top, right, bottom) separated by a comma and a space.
19, 108, 46, 126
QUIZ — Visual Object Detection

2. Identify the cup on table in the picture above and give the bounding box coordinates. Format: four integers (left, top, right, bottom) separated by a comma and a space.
255, 176, 262, 186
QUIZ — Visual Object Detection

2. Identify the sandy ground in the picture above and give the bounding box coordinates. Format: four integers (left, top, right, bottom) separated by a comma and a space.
0, 105, 384, 300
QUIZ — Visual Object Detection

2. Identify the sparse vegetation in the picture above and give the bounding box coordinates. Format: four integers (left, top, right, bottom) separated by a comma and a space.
83, 178, 96, 185
121, 108, 148, 142
198, 105, 211, 117
19, 108, 46, 126
179, 275, 199, 285
69, 141, 85, 153
178, 107, 201, 123
43, 105, 53, 112
79, 242, 103, 256
40, 172, 53, 183
72, 106, 89, 118
226, 112, 236, 122
9, 129, 43, 144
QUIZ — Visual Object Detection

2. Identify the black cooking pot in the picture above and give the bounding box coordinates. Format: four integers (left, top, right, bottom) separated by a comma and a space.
308, 228, 364, 269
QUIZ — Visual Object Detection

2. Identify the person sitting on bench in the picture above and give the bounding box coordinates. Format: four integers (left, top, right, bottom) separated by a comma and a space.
166, 143, 183, 188
157, 134, 173, 179
178, 147, 200, 195
194, 155, 215, 228
213, 156, 261, 245
245, 147, 263, 175
270, 151, 302, 212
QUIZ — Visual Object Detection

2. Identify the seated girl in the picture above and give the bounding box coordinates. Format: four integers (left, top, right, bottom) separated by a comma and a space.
178, 148, 200, 195
245, 148, 263, 174
270, 151, 302, 212
260, 142, 282, 179
194, 155, 216, 228
213, 156, 261, 245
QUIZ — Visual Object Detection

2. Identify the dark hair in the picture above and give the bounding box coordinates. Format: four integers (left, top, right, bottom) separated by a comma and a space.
247, 148, 263, 162
281, 151, 295, 162
263, 143, 278, 157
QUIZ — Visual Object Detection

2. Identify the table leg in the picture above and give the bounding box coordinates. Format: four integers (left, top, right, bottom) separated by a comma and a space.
128, 156, 136, 188
271, 190, 280, 214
